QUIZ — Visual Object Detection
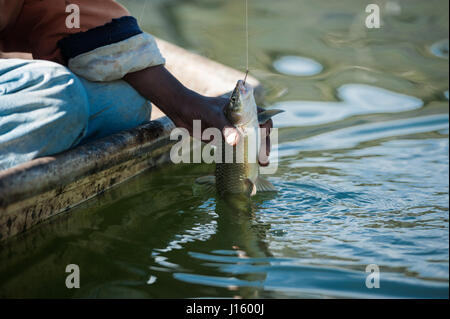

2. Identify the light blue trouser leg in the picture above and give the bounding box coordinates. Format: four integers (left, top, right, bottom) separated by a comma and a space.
0, 59, 152, 171
78, 77, 152, 144
0, 59, 89, 170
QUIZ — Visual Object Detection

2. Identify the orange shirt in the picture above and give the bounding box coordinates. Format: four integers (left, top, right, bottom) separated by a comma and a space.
0, 0, 130, 64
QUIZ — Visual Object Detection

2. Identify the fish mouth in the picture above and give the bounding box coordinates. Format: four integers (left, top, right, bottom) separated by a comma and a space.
237, 80, 249, 95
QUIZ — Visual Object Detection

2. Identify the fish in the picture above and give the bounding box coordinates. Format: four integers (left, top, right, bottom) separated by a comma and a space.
195, 80, 284, 197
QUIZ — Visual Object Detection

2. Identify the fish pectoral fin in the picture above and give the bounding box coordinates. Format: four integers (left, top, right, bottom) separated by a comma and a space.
258, 109, 285, 125
193, 176, 216, 196
255, 176, 277, 192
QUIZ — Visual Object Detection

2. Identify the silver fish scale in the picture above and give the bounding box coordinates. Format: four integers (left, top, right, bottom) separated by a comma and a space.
215, 134, 258, 196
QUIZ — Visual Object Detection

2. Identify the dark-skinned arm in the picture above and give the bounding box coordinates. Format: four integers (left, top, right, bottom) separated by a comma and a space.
124, 65, 272, 166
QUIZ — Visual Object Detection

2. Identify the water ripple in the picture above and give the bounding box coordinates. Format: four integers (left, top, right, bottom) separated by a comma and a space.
274, 84, 423, 128
277, 114, 448, 156
173, 255, 448, 298
273, 55, 323, 76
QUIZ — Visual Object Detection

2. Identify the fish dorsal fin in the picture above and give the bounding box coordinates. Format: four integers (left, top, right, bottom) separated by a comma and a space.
193, 176, 216, 196
258, 109, 285, 124
255, 176, 277, 192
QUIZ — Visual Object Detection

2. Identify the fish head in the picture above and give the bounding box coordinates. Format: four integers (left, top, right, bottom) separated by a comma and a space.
225, 80, 258, 127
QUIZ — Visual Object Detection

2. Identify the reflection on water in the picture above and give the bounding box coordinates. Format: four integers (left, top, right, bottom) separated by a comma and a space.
0, 0, 448, 298
430, 39, 449, 59
273, 84, 423, 127
273, 55, 323, 76
277, 114, 448, 156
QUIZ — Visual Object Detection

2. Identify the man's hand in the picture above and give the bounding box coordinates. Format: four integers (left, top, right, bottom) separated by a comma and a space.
124, 65, 272, 165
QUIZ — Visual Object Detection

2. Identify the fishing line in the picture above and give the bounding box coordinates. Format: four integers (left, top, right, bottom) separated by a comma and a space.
243, 0, 249, 85
139, 0, 148, 25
